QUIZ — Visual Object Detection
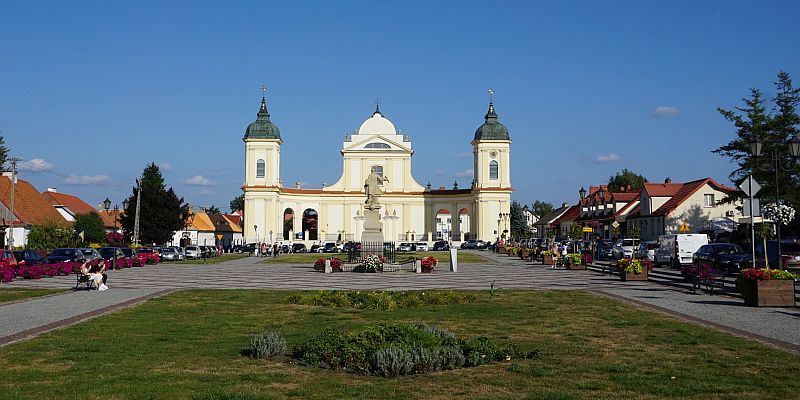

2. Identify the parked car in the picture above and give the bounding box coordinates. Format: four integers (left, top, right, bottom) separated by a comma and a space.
634, 241, 659, 261
136, 248, 160, 263
309, 244, 322, 253
98, 247, 125, 261
476, 240, 488, 249
120, 248, 136, 259
172, 247, 186, 260
397, 242, 414, 251
654, 234, 709, 268
280, 244, 290, 254
595, 241, 614, 261
612, 239, 641, 260
323, 242, 340, 253
755, 240, 800, 270
0, 249, 19, 268
433, 240, 450, 251
160, 247, 181, 261
47, 248, 86, 263
292, 243, 307, 253
185, 245, 201, 259
235, 243, 257, 254
415, 242, 429, 251
79, 248, 102, 261
12, 250, 46, 266
690, 243, 750, 275
460, 240, 480, 249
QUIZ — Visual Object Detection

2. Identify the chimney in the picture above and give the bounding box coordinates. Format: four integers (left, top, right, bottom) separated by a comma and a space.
665, 177, 672, 184
47, 187, 58, 193
562, 202, 568, 207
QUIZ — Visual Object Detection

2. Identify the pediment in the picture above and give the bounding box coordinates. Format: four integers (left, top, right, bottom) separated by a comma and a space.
343, 135, 412, 153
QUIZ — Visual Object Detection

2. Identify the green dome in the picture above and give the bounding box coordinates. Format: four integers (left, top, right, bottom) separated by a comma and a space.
473, 102, 510, 141
244, 97, 281, 140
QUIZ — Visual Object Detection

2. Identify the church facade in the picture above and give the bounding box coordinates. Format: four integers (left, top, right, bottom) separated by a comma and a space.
241, 96, 512, 245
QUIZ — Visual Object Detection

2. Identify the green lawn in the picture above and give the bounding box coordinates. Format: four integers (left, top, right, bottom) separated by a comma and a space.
0, 288, 66, 305
262, 251, 492, 265
161, 253, 250, 265
0, 290, 798, 399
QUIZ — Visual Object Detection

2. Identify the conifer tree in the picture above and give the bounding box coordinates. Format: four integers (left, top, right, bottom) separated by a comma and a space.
120, 163, 189, 245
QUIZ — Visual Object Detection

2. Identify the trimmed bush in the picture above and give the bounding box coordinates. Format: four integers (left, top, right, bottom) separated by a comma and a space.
371, 346, 414, 377
247, 331, 287, 359
284, 290, 479, 310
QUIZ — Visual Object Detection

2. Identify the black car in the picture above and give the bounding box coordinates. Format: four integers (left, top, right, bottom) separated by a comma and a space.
120, 248, 136, 259
98, 247, 125, 261
690, 243, 750, 274
432, 240, 450, 251
47, 248, 87, 263
292, 243, 307, 253
12, 250, 47, 266
460, 240, 480, 249
595, 241, 613, 261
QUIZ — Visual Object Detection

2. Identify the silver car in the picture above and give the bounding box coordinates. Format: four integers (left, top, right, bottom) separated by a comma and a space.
612, 239, 641, 260
397, 242, 413, 251
161, 247, 180, 261
414, 242, 429, 251
185, 246, 200, 259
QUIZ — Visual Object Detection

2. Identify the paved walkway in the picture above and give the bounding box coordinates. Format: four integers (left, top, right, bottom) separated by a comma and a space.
2, 251, 799, 352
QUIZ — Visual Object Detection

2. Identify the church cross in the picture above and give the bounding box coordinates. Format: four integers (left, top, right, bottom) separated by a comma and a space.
488, 88, 494, 103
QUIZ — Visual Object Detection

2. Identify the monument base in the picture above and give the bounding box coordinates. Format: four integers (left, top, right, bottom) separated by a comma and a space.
361, 208, 384, 244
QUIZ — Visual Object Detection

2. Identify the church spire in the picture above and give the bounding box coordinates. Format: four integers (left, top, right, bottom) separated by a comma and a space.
373, 97, 382, 115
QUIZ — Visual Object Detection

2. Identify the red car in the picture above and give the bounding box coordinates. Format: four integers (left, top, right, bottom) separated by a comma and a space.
0, 250, 19, 268
136, 248, 160, 264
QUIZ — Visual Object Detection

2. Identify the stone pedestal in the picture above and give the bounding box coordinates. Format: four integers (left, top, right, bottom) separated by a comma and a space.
361, 208, 384, 243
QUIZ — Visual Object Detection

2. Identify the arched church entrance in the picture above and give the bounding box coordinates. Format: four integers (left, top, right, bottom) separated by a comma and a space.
434, 209, 451, 240
283, 208, 294, 240
302, 209, 318, 241
459, 208, 471, 241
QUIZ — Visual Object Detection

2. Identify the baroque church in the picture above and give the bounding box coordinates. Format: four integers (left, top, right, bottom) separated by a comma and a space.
241, 95, 512, 245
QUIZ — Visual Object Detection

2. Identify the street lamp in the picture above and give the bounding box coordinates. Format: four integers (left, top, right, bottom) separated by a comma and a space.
579, 187, 586, 200
254, 225, 258, 245
749, 134, 800, 268
102, 198, 121, 270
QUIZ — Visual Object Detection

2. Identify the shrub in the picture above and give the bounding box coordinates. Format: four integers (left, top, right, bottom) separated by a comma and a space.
0, 266, 15, 283
247, 331, 287, 359
284, 290, 480, 310
371, 346, 414, 377
434, 346, 466, 370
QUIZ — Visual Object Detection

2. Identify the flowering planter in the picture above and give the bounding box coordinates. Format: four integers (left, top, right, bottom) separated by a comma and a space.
542, 255, 555, 265
567, 262, 586, 270
520, 250, 530, 259
497, 247, 507, 255
421, 265, 434, 273
620, 269, 648, 281
738, 279, 796, 307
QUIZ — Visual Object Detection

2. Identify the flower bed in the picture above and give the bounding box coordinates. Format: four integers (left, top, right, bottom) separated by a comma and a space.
1, 257, 148, 284
616, 258, 652, 281
420, 256, 437, 273
313, 257, 342, 272
285, 290, 479, 310
737, 268, 797, 307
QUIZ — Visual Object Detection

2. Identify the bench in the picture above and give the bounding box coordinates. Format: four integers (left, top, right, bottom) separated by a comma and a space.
74, 270, 95, 291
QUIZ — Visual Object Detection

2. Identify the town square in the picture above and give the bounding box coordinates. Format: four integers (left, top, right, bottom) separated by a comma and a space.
2, 1, 800, 399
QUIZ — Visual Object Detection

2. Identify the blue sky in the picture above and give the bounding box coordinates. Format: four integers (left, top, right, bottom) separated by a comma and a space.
2, 1, 799, 211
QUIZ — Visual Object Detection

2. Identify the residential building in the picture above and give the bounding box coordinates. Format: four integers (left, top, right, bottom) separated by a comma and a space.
1, 175, 66, 247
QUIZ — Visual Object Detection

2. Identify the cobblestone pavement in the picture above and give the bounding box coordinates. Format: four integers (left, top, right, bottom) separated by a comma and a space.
2, 251, 799, 351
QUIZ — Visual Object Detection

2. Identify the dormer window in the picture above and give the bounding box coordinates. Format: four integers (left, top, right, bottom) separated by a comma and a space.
365, 142, 391, 149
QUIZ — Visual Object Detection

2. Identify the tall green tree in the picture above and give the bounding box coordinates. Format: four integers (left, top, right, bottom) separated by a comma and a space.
607, 168, 648, 192
713, 71, 800, 209
119, 163, 189, 245
230, 193, 244, 213
206, 205, 221, 214
74, 212, 106, 245
531, 200, 554, 218
0, 134, 8, 171
510, 201, 527, 238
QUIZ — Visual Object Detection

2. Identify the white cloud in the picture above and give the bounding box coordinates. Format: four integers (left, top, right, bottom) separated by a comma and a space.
652, 105, 679, 117
159, 163, 172, 171
455, 169, 473, 178
19, 158, 53, 171
435, 169, 445, 175
183, 175, 216, 186
64, 174, 113, 185
595, 153, 620, 163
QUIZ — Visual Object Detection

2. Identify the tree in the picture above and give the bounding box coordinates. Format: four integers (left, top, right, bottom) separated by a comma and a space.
230, 193, 244, 213
0, 134, 8, 171
74, 212, 106, 245
713, 72, 800, 210
119, 163, 189, 245
607, 168, 647, 192
510, 201, 527, 238
206, 204, 221, 214
531, 200, 554, 218
26, 220, 71, 251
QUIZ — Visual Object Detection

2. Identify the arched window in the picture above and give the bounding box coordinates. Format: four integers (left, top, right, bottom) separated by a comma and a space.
256, 159, 265, 178
489, 160, 498, 180
372, 165, 384, 177
365, 142, 391, 149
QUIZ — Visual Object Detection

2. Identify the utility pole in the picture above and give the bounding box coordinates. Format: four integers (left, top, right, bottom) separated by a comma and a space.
7, 158, 19, 249
133, 178, 141, 245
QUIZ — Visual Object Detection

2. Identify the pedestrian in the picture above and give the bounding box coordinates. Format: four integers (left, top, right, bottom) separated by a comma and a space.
550, 242, 559, 269
273, 243, 278, 258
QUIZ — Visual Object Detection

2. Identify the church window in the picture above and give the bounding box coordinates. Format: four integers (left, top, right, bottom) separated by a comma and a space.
365, 142, 391, 149
256, 159, 265, 178
489, 160, 498, 180
372, 165, 384, 177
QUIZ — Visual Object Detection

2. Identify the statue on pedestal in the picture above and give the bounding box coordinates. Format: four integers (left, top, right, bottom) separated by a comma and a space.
364, 168, 389, 209
361, 168, 388, 243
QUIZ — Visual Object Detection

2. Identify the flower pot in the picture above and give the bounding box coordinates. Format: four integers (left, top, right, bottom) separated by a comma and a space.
567, 262, 586, 270
738, 279, 796, 307
421, 265, 434, 273
332, 265, 341, 273
620, 269, 648, 281
542, 255, 554, 265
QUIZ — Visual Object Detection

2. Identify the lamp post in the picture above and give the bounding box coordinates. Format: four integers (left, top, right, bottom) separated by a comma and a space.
254, 225, 258, 246
749, 134, 800, 268
102, 197, 122, 270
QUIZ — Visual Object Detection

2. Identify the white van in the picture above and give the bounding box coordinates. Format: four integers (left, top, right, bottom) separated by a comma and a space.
654, 234, 709, 268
